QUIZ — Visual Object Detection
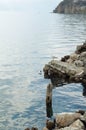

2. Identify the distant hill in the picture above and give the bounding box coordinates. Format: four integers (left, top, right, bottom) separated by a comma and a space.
53, 0, 86, 14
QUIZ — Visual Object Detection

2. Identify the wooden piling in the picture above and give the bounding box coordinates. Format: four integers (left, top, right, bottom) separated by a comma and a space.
46, 83, 53, 118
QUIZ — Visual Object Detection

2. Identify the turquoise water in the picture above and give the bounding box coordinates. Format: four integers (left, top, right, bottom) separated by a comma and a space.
0, 1, 86, 129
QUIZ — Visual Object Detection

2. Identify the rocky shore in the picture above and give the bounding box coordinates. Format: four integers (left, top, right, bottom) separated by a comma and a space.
53, 0, 86, 14
43, 42, 86, 86
25, 110, 86, 130
25, 42, 86, 130
43, 42, 86, 130
43, 110, 86, 130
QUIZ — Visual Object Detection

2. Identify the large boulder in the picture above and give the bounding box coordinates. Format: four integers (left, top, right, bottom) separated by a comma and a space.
55, 119, 84, 130
56, 113, 81, 128
70, 119, 85, 129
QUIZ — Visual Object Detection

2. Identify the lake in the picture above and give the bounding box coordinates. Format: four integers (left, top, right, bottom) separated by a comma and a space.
0, 0, 86, 130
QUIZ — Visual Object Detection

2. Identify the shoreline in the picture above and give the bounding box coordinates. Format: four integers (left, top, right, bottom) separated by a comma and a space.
43, 42, 86, 130
25, 42, 86, 130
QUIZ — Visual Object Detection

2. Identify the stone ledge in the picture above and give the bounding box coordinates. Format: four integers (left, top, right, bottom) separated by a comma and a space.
43, 42, 86, 85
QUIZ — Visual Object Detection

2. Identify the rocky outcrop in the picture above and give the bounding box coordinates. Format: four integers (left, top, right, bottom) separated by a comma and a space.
43, 42, 86, 86
53, 0, 86, 14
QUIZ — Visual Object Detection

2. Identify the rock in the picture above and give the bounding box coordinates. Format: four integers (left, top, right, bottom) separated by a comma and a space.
78, 52, 86, 67
55, 119, 84, 130
79, 52, 86, 61
43, 42, 85, 85
80, 112, 86, 123
56, 126, 84, 130
42, 127, 48, 130
56, 113, 81, 128
76, 110, 85, 115
25, 128, 30, 130
83, 59, 86, 67
61, 55, 70, 62
46, 120, 55, 130
79, 52, 86, 60
84, 65, 86, 75
70, 53, 79, 61
66, 53, 79, 64
70, 119, 85, 129
53, 0, 86, 14
31, 127, 38, 130
74, 60, 83, 67
43, 60, 84, 82
76, 42, 86, 54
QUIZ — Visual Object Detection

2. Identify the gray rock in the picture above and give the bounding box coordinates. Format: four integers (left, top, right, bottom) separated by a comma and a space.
56, 113, 81, 128
70, 53, 79, 61
25, 128, 30, 130
56, 127, 83, 130
31, 127, 38, 130
74, 60, 83, 67
42, 127, 48, 130
79, 52, 86, 60
80, 112, 86, 123
84, 66, 86, 75
76, 43, 86, 54
46, 120, 55, 130
70, 119, 85, 129
53, 0, 86, 14
55, 119, 84, 130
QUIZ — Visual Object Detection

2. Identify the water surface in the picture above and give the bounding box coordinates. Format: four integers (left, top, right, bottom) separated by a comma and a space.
0, 1, 86, 130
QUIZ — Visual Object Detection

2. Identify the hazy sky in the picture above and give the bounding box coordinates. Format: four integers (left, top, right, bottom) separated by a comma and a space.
0, 0, 62, 11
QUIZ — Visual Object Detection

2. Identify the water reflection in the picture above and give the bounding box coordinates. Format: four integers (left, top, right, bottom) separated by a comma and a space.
0, 10, 86, 130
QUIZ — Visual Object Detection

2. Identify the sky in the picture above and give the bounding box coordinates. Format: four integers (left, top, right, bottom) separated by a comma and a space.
0, 0, 62, 11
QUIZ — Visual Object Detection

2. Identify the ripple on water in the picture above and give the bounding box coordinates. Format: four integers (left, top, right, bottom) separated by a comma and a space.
53, 83, 86, 114
0, 11, 86, 130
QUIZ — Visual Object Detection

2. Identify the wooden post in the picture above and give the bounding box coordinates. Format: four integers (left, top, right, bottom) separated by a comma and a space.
82, 81, 86, 96
46, 83, 53, 118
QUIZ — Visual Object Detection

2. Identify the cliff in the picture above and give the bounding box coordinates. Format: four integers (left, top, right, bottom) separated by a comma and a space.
53, 0, 86, 14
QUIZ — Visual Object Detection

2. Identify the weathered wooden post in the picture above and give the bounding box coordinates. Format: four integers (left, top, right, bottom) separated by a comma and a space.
46, 83, 53, 118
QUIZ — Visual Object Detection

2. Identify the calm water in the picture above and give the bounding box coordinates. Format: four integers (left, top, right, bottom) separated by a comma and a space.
0, 1, 86, 130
